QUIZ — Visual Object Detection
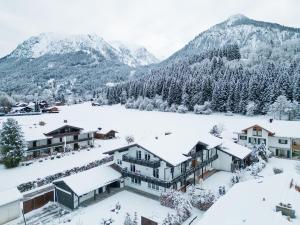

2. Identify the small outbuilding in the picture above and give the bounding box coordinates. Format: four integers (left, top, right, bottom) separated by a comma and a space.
0, 188, 23, 224
54, 165, 122, 209
95, 129, 118, 140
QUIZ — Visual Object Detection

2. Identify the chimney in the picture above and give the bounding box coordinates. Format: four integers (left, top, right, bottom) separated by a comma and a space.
64, 120, 68, 123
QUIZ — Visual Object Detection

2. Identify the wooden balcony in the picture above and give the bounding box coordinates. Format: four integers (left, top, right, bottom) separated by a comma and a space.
27, 137, 93, 151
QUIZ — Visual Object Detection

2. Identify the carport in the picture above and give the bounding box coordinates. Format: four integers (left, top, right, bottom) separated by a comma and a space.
53, 165, 122, 209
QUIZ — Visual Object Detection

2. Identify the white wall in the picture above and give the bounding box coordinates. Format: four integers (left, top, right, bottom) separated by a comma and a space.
0, 201, 21, 225
212, 150, 232, 172
124, 178, 164, 196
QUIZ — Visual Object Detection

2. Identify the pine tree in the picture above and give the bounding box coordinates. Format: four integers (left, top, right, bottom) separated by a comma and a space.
0, 118, 26, 168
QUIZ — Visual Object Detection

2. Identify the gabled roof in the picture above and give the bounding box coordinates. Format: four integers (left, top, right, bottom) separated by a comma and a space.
54, 165, 121, 196
242, 124, 275, 136
240, 121, 300, 139
104, 132, 223, 166
44, 124, 83, 136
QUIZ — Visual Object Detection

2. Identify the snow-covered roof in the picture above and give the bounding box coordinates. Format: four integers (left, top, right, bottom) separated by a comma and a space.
0, 188, 22, 206
0, 114, 99, 141
198, 173, 300, 225
55, 165, 121, 196
240, 121, 300, 139
136, 132, 222, 166
220, 140, 251, 159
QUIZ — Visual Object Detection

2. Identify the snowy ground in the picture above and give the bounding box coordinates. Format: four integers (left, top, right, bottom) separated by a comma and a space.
3, 102, 299, 192
1, 103, 300, 225
8, 191, 178, 225
0, 139, 125, 191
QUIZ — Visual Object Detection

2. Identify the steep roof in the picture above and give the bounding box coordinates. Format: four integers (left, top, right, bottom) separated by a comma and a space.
240, 121, 300, 139
54, 165, 121, 196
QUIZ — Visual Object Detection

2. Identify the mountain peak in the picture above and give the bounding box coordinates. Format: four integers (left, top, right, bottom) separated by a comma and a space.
226, 14, 249, 26
8, 33, 159, 67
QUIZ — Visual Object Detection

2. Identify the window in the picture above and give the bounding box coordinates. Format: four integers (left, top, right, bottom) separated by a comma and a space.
131, 177, 141, 185
239, 135, 247, 140
148, 182, 159, 190
252, 127, 262, 136
145, 153, 151, 161
74, 135, 78, 140
153, 168, 159, 178
60, 137, 63, 142
258, 138, 266, 145
130, 164, 136, 172
136, 150, 142, 160
32, 141, 37, 147
117, 159, 122, 165
47, 139, 52, 145
248, 137, 257, 144
278, 139, 288, 144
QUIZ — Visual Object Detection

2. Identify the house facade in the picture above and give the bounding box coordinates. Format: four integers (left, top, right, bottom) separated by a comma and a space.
237, 124, 300, 158
26, 125, 95, 159
104, 136, 222, 196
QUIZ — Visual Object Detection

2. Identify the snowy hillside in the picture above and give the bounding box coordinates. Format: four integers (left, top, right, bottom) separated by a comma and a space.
173, 14, 300, 62
8, 33, 159, 67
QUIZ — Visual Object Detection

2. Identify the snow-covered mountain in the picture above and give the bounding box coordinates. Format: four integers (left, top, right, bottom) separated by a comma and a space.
171, 14, 300, 62
106, 15, 300, 115
8, 33, 159, 67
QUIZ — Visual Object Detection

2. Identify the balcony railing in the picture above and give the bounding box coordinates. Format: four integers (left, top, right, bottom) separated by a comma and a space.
122, 155, 161, 168
121, 169, 171, 188
27, 137, 93, 151
120, 154, 218, 188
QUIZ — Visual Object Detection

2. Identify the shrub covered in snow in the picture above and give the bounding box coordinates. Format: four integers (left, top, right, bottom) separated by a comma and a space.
124, 212, 137, 225
161, 189, 192, 224
177, 105, 188, 113
146, 103, 154, 111
125, 135, 135, 144
187, 186, 217, 211
193, 101, 212, 114
209, 124, 223, 138
273, 167, 283, 174
249, 161, 266, 176
169, 104, 178, 112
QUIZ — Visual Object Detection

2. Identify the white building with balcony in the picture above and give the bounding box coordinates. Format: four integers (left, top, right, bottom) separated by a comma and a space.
104, 132, 251, 196
237, 123, 300, 158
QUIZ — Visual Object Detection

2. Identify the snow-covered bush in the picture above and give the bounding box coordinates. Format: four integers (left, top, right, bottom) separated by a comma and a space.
124, 212, 137, 225
177, 105, 188, 113
231, 174, 240, 185
187, 186, 217, 211
249, 161, 266, 176
160, 189, 192, 224
158, 101, 169, 112
193, 101, 212, 114
125, 135, 135, 144
145, 103, 154, 111
273, 167, 283, 174
209, 124, 223, 138
125, 97, 135, 109
169, 104, 178, 112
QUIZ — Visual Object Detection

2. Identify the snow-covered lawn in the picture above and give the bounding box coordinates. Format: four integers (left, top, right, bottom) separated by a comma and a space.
10, 191, 178, 225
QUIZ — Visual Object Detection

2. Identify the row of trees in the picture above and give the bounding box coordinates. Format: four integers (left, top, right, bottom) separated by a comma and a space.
105, 45, 300, 119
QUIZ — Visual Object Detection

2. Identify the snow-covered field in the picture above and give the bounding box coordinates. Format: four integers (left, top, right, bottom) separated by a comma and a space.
1, 103, 300, 225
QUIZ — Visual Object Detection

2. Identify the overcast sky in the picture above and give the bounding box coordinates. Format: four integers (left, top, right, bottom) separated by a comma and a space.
0, 0, 299, 59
